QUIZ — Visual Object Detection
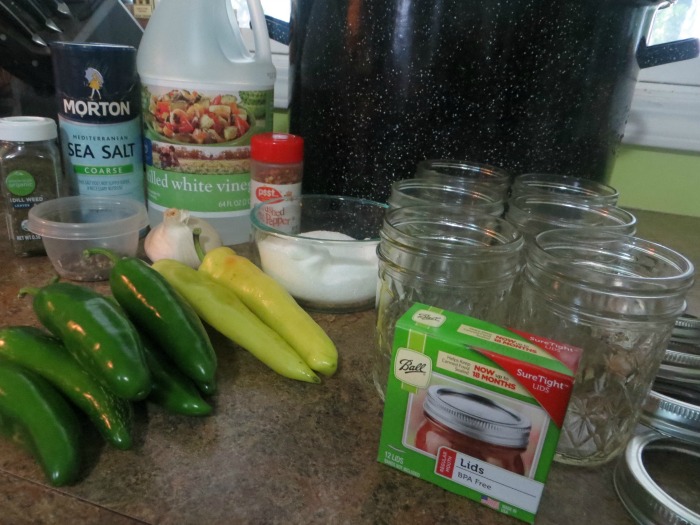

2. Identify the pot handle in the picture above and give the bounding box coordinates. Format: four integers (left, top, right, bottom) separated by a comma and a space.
637, 36, 699, 69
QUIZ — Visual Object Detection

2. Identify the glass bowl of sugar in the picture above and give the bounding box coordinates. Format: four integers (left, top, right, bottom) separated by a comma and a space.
250, 194, 388, 313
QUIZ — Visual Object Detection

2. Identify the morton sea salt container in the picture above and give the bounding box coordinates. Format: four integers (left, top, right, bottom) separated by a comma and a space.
51, 42, 144, 205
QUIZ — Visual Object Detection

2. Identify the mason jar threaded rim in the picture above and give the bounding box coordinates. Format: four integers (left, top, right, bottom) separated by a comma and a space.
415, 158, 511, 197
511, 173, 619, 205
378, 206, 523, 283
524, 228, 695, 321
505, 194, 637, 239
380, 205, 523, 258
388, 179, 505, 216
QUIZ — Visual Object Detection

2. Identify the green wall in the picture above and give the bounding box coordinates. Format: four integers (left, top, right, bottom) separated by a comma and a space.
610, 145, 700, 218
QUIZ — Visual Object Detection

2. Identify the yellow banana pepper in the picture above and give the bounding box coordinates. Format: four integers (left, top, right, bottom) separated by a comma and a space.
199, 247, 338, 377
152, 259, 320, 384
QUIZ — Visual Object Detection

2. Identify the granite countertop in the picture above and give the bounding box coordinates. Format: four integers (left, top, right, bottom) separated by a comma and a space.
0, 208, 697, 525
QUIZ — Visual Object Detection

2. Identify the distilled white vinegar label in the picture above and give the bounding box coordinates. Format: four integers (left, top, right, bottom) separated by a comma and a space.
141, 84, 273, 217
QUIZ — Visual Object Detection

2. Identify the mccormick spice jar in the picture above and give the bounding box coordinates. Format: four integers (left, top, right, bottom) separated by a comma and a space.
0, 117, 63, 256
250, 133, 304, 233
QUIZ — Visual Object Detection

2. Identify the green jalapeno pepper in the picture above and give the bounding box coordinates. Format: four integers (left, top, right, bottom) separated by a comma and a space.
140, 334, 213, 416
0, 362, 82, 486
19, 282, 151, 401
0, 326, 133, 450
85, 249, 217, 394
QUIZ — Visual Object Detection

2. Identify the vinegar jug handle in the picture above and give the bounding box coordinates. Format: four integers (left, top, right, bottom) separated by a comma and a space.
241, 0, 272, 63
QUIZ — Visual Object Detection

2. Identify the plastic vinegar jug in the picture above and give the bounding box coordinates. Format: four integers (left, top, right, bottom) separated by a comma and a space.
137, 0, 275, 245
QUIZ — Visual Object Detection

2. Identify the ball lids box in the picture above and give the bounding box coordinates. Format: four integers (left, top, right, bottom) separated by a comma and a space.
377, 303, 583, 524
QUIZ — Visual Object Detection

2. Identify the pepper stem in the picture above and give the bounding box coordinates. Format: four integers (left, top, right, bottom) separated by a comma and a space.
17, 275, 59, 298
83, 247, 120, 264
193, 227, 206, 262
17, 286, 40, 298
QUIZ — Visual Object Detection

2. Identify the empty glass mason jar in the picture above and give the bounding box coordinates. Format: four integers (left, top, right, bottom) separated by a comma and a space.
415, 159, 511, 199
387, 179, 505, 216
510, 228, 695, 466
510, 173, 619, 205
505, 194, 636, 243
373, 206, 524, 399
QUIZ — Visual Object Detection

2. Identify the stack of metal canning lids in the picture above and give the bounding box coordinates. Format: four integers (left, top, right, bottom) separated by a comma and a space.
614, 314, 700, 524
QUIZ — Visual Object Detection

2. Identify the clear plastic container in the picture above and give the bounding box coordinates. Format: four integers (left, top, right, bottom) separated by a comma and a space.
373, 206, 523, 399
510, 228, 695, 466
27, 196, 148, 281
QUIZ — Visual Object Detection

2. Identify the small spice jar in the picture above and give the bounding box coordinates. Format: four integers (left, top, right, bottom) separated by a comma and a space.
0, 117, 63, 256
250, 132, 304, 227
415, 386, 531, 475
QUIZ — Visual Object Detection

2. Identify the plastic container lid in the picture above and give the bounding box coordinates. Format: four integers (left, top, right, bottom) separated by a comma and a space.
0, 116, 58, 142
614, 431, 700, 525
251, 132, 304, 163
27, 196, 148, 240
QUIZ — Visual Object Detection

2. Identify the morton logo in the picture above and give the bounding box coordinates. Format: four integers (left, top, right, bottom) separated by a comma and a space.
60, 66, 132, 118
85, 67, 104, 100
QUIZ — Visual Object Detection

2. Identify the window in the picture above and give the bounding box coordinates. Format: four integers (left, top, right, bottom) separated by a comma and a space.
625, 0, 700, 151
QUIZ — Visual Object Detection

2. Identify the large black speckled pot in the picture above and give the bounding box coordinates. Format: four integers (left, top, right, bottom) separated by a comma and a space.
289, 0, 698, 202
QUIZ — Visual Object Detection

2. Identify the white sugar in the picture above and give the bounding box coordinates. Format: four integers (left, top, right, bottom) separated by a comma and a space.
257, 230, 379, 306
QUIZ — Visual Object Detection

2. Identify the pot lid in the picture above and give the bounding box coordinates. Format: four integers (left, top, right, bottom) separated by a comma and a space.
614, 431, 700, 525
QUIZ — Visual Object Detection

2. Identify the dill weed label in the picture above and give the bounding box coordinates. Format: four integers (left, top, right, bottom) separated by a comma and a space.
0, 117, 63, 257
51, 42, 144, 204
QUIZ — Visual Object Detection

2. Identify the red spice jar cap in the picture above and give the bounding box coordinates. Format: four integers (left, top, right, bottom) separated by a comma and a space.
251, 132, 304, 164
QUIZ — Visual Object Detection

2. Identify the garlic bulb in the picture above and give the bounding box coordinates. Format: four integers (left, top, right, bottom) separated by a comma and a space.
145, 209, 222, 268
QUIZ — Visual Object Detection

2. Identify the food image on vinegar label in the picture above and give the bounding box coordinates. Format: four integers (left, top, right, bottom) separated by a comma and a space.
51, 43, 144, 204
142, 86, 273, 245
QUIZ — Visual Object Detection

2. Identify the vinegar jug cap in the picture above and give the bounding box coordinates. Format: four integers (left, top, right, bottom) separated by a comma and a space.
251, 132, 304, 163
